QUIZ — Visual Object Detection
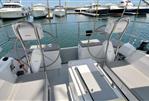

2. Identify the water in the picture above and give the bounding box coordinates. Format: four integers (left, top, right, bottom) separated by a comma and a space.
0, 14, 149, 57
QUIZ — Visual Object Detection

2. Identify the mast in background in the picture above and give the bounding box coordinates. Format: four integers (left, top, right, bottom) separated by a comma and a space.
59, 0, 61, 6
46, 0, 52, 19
0, 0, 3, 7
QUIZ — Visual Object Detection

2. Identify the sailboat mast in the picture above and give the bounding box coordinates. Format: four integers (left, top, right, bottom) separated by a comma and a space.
46, 0, 51, 18
96, 0, 99, 16
59, 0, 61, 6
47, 0, 50, 8
0, 0, 3, 6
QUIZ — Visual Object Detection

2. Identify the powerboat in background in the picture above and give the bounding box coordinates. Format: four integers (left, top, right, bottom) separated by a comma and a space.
0, 2, 28, 19
31, 4, 52, 18
109, 0, 133, 15
120, 0, 149, 15
54, 6, 65, 17
74, 5, 90, 12
109, 0, 149, 15
85, 3, 109, 15
109, 4, 124, 15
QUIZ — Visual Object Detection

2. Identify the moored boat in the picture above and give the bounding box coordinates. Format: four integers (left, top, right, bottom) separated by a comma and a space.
109, 0, 149, 15
0, 2, 28, 19
54, 6, 65, 17
85, 3, 109, 15
31, 4, 49, 18
74, 7, 89, 12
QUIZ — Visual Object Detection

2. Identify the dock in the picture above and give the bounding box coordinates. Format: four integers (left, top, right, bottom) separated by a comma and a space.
66, 11, 100, 17
66, 12, 81, 14
80, 12, 100, 17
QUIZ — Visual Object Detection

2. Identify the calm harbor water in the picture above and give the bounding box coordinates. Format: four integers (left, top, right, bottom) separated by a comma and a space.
0, 10, 149, 57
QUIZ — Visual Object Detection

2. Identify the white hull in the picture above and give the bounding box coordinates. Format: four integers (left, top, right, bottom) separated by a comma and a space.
110, 5, 123, 10
31, 4, 48, 18
54, 10, 65, 17
75, 7, 89, 12
0, 3, 27, 19
0, 10, 26, 19
54, 7, 65, 17
90, 6, 109, 11
32, 10, 48, 18
147, 13, 149, 18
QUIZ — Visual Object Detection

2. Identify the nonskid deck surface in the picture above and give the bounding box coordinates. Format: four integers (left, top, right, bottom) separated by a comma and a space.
16, 61, 125, 101
47, 64, 71, 101
109, 62, 149, 100
17, 64, 70, 101
103, 51, 149, 101
68, 59, 125, 101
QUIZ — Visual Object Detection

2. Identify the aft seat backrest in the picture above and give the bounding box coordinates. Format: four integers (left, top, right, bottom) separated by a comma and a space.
118, 43, 136, 58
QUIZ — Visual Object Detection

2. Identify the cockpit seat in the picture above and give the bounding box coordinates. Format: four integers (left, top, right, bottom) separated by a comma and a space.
0, 72, 48, 101
106, 50, 149, 100
78, 39, 103, 60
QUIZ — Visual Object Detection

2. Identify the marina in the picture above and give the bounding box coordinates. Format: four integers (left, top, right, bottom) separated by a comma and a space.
0, 0, 149, 101
0, 0, 148, 19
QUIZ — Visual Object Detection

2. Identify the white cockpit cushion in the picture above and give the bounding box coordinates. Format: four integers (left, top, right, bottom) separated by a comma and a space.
0, 72, 48, 101
0, 79, 13, 100
8, 79, 46, 101
51, 84, 69, 101
118, 43, 136, 57
126, 50, 145, 63
102, 40, 115, 64
112, 65, 149, 100
31, 48, 42, 73
131, 54, 149, 77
